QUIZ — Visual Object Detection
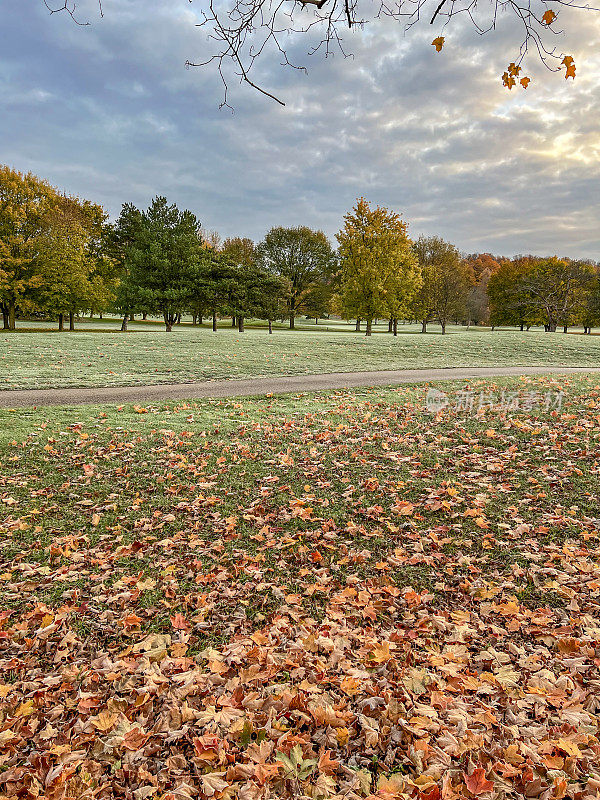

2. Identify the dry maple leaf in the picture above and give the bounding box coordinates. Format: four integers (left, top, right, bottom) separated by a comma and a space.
431, 37, 444, 52
464, 767, 494, 795
562, 55, 576, 79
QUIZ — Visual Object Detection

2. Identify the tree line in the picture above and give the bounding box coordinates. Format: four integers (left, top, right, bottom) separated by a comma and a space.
1, 164, 598, 334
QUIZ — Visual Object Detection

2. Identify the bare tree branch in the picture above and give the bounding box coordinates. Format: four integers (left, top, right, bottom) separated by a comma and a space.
42, 0, 599, 105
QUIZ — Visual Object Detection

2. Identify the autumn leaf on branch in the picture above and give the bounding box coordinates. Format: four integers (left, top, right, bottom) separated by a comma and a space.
431, 36, 445, 52
542, 8, 557, 24
562, 55, 576, 78
502, 62, 531, 90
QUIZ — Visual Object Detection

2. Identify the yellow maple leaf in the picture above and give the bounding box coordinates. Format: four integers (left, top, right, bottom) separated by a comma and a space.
340, 676, 363, 696
90, 710, 118, 732
431, 37, 444, 52
520, 76, 531, 88
370, 641, 392, 664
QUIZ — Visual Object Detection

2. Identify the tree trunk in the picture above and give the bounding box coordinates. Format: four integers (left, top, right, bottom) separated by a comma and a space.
199, 315, 203, 325
441, 320, 446, 335
130, 314, 135, 322
268, 319, 273, 334
563, 325, 568, 333
232, 316, 237, 327
192, 314, 197, 326
212, 311, 217, 332
142, 312, 147, 320
315, 318, 318, 325
2, 306, 9, 329
238, 316, 245, 333
421, 320, 427, 334
520, 323, 524, 331
58, 313, 64, 332
165, 323, 172, 332
69, 311, 75, 331
121, 315, 128, 332
289, 314, 295, 330
365, 318, 372, 336
8, 300, 16, 331
393, 318, 398, 336
176, 314, 182, 324
99, 312, 103, 320
388, 318, 393, 333
355, 318, 361, 332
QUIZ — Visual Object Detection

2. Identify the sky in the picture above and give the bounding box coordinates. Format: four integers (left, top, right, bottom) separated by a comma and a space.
1, 0, 599, 258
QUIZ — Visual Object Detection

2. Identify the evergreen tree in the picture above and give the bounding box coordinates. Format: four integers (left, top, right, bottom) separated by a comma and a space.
115, 197, 203, 332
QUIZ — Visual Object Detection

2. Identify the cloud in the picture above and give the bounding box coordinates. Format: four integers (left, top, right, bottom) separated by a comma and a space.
0, 0, 598, 257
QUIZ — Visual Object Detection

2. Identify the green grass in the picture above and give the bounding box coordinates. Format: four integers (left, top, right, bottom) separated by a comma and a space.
2, 319, 600, 389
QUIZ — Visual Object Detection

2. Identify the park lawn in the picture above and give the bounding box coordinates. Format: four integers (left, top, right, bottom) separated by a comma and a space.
3, 324, 600, 390
1, 375, 600, 798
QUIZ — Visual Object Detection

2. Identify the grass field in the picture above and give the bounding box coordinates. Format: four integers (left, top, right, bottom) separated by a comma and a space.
2, 321, 600, 389
1, 374, 600, 797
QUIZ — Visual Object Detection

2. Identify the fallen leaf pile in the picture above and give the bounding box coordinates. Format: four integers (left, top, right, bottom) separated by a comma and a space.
1, 378, 600, 799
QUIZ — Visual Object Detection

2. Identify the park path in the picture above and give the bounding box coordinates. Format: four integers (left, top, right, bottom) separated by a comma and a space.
0, 366, 599, 408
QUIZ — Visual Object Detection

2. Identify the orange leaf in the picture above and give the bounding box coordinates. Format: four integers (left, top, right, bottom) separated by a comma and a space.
317, 750, 339, 775
432, 37, 444, 52
502, 72, 516, 90
542, 9, 556, 24
465, 767, 494, 795
562, 55, 576, 79
520, 76, 531, 88
170, 612, 191, 630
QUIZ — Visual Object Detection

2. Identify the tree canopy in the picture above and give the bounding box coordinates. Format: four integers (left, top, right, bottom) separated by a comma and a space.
257, 226, 337, 329
337, 198, 419, 336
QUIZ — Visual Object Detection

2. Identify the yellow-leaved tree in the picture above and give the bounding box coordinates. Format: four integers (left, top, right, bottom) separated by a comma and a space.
0, 165, 59, 329
337, 198, 420, 336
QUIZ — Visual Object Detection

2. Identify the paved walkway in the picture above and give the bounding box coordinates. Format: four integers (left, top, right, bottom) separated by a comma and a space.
0, 366, 598, 408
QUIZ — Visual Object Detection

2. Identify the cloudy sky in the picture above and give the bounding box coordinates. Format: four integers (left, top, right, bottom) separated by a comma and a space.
1, 0, 599, 257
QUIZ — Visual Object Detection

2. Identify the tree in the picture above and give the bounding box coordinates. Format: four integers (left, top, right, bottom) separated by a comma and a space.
521, 257, 595, 332
257, 226, 336, 329
487, 257, 540, 330
108, 203, 146, 330
193, 254, 239, 332
118, 197, 203, 332
412, 236, 471, 334
222, 237, 258, 329
0, 165, 58, 330
35, 198, 96, 330
221, 237, 256, 269
230, 265, 286, 332
337, 198, 419, 337
464, 252, 504, 327
44, 0, 588, 105
581, 271, 600, 334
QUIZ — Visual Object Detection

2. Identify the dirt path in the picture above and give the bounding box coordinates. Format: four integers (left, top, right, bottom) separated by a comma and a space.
0, 366, 599, 408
